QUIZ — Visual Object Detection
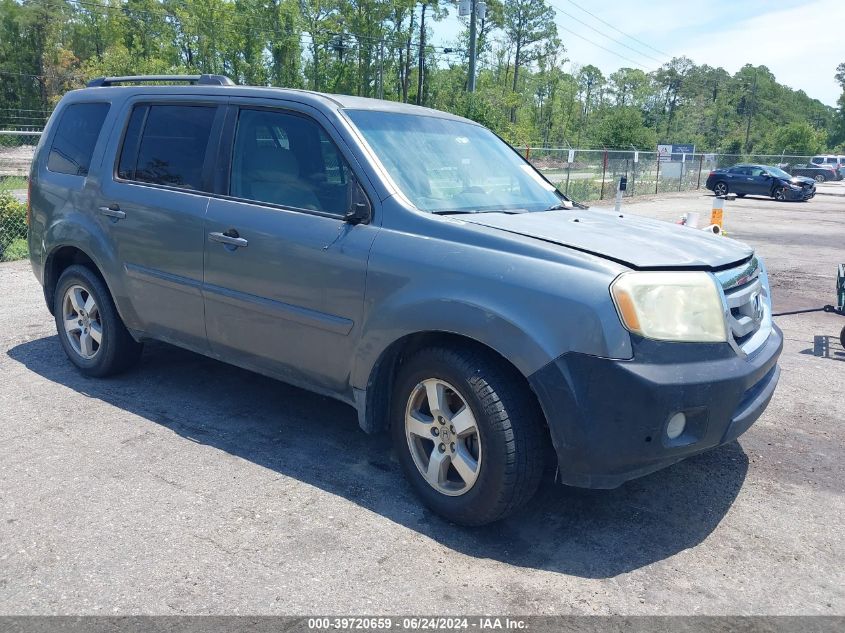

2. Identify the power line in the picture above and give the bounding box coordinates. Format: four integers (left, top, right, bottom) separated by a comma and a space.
555, 23, 651, 71
561, 0, 671, 59
549, 2, 665, 65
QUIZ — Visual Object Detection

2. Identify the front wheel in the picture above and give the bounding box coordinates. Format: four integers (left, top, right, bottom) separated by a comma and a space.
54, 265, 143, 377
391, 346, 545, 526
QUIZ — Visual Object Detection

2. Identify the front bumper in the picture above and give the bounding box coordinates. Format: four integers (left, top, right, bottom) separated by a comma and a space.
528, 325, 783, 488
784, 186, 815, 200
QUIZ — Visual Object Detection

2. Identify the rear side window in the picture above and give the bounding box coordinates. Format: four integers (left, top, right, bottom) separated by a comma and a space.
118, 104, 215, 190
47, 103, 110, 176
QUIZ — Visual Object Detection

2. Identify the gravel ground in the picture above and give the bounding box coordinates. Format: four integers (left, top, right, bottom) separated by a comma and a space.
0, 190, 843, 615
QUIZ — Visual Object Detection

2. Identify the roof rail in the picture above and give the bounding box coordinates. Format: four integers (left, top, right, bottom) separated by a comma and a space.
86, 74, 235, 87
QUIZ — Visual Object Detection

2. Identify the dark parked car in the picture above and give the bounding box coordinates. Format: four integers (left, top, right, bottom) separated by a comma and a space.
28, 75, 782, 525
705, 164, 816, 201
787, 162, 840, 182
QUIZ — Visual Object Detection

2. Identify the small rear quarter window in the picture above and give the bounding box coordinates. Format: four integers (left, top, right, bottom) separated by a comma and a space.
47, 103, 110, 176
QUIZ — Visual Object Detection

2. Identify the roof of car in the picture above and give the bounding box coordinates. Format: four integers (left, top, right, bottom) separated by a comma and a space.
72, 81, 475, 124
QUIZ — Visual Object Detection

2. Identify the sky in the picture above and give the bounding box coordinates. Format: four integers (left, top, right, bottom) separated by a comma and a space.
432, 0, 845, 107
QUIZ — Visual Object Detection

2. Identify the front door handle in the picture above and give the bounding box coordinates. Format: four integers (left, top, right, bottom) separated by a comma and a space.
98, 204, 126, 220
209, 230, 248, 249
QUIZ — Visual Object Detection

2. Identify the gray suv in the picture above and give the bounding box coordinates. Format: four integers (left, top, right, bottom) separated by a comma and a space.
27, 75, 783, 525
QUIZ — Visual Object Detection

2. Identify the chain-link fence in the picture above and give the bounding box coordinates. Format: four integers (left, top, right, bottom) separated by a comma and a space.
0, 131, 37, 262
517, 148, 816, 203
0, 128, 820, 263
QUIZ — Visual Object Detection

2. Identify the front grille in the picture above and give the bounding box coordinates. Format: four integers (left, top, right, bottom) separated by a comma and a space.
715, 256, 771, 356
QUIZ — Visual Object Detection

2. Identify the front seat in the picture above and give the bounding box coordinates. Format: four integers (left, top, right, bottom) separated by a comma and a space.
237, 145, 322, 211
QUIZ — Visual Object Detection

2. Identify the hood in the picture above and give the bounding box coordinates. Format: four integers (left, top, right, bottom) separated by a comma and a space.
459, 207, 753, 269
788, 176, 815, 186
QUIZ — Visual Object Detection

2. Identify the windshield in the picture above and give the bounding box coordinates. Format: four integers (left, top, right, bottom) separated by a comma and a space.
767, 166, 791, 179
345, 110, 562, 213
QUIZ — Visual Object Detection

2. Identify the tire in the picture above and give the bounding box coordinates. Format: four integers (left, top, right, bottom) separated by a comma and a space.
713, 181, 728, 196
391, 345, 546, 526
773, 187, 788, 202
840, 326, 845, 351
814, 174, 826, 183
54, 264, 143, 377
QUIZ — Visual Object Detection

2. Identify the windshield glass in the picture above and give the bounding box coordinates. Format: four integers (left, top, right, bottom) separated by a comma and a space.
767, 166, 791, 179
345, 110, 562, 213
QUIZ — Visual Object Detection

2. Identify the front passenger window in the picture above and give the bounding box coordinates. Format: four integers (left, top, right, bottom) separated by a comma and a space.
230, 109, 351, 216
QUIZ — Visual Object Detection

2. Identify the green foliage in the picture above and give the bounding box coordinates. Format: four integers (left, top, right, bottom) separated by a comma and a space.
0, 192, 28, 260
0, 0, 840, 154
765, 122, 825, 156
0, 176, 28, 191
593, 108, 657, 150
2, 238, 28, 262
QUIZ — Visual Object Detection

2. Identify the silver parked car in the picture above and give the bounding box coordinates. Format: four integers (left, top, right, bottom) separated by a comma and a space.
27, 75, 783, 525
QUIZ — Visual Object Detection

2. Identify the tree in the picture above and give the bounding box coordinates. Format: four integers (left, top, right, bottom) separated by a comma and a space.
502, 0, 557, 122
593, 107, 657, 149
608, 68, 648, 107
767, 122, 825, 156
831, 62, 845, 148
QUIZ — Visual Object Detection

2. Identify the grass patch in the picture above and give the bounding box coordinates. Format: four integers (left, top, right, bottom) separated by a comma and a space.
0, 176, 27, 191
1, 237, 28, 262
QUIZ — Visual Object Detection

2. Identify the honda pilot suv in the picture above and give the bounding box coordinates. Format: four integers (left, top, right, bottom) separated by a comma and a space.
27, 75, 783, 525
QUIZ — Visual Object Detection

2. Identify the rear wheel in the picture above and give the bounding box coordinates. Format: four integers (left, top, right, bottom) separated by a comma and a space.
814, 174, 826, 183
54, 265, 143, 377
391, 346, 545, 526
713, 181, 728, 196
840, 325, 845, 351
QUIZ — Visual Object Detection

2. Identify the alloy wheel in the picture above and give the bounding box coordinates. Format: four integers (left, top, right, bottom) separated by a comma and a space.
714, 183, 727, 196
62, 284, 102, 360
404, 378, 482, 496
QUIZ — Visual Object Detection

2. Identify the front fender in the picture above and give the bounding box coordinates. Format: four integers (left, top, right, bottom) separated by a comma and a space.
351, 295, 553, 390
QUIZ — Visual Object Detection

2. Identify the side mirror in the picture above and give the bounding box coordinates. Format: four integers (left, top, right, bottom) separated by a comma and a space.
344, 179, 371, 225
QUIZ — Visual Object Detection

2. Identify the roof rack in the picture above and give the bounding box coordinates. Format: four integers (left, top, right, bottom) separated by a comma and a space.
86, 74, 235, 87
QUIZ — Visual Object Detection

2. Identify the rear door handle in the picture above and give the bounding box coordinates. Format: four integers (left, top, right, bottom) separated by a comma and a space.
98, 204, 126, 220
209, 231, 248, 248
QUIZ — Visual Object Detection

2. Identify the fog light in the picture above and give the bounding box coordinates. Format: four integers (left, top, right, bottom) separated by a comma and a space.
666, 412, 687, 440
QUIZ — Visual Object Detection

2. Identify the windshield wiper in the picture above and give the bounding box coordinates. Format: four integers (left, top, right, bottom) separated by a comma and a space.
431, 209, 525, 215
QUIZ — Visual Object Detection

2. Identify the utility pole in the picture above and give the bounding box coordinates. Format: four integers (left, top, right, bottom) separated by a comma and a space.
416, 3, 427, 105
468, 0, 477, 92
378, 39, 384, 100
744, 71, 758, 153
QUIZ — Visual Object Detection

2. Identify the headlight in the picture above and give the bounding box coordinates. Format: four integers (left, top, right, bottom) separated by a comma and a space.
611, 271, 727, 342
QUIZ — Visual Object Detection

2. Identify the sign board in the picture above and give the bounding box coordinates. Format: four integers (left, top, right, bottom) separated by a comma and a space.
657, 144, 696, 162
633, 151, 639, 163
567, 149, 575, 163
